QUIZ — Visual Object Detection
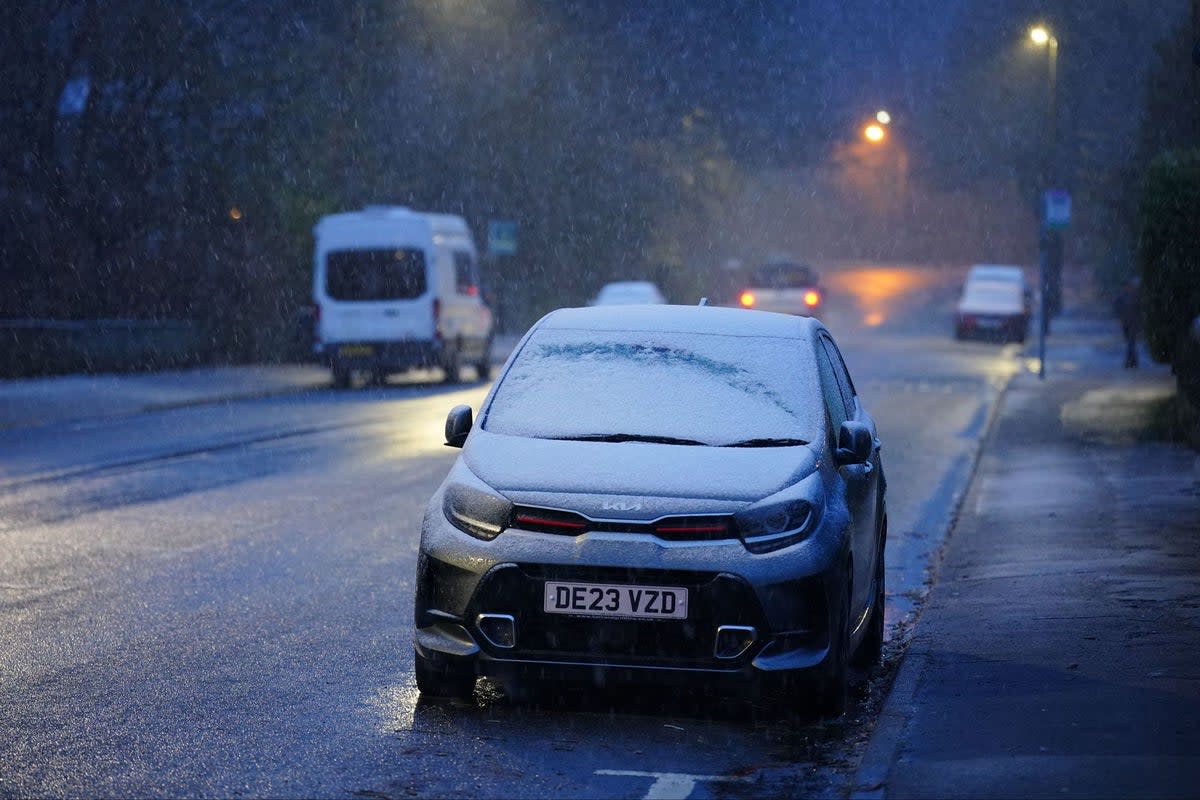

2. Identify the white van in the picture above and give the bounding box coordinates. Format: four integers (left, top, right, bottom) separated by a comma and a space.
312, 206, 494, 387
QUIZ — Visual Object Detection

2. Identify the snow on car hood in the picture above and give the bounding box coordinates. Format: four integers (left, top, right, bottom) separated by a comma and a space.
461, 428, 818, 516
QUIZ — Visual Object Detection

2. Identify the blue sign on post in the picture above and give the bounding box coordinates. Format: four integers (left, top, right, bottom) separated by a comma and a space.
1044, 190, 1071, 231
487, 220, 518, 257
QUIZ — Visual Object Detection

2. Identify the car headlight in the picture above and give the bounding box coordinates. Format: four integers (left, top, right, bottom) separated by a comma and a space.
442, 483, 513, 541
735, 498, 818, 553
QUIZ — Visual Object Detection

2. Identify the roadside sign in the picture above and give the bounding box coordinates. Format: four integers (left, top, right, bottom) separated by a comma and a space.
487, 220, 518, 257
1044, 190, 1071, 231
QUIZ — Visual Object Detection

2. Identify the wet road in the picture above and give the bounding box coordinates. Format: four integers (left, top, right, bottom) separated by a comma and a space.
0, 264, 1023, 799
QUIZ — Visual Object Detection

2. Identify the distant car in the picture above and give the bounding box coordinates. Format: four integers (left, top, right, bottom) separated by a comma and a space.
588, 281, 667, 306
737, 260, 823, 316
954, 279, 1029, 343
414, 305, 887, 715
966, 264, 1032, 310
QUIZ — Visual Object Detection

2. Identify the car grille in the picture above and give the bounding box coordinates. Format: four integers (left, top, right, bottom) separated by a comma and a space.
467, 564, 767, 666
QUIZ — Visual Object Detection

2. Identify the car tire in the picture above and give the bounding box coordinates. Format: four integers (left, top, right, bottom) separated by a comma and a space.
814, 566, 851, 718
332, 365, 351, 389
851, 522, 886, 669
414, 650, 476, 700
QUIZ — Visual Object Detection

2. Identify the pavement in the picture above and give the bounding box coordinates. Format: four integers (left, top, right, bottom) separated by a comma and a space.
0, 335, 523, 432
853, 310, 1200, 799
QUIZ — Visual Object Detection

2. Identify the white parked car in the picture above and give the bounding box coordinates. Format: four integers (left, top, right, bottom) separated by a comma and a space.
954, 279, 1029, 343
588, 281, 667, 306
966, 264, 1032, 310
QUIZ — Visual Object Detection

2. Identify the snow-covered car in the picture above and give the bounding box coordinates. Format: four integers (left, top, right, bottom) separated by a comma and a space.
953, 279, 1029, 343
588, 280, 668, 305
965, 264, 1032, 310
413, 304, 887, 714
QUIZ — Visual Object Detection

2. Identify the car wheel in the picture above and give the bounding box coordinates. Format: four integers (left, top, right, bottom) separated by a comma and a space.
414, 650, 476, 700
332, 365, 351, 389
852, 521, 886, 669
814, 565, 851, 718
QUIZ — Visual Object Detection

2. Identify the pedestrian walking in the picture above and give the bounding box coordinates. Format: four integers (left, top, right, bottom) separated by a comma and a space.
1113, 277, 1141, 368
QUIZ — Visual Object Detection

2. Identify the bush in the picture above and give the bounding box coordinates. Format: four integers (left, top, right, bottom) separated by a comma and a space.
1137, 149, 1200, 367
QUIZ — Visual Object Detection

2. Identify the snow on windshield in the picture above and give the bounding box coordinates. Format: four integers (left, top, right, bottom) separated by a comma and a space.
483, 327, 823, 445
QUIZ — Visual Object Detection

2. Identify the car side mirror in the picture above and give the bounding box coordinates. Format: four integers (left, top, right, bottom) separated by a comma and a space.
835, 420, 873, 465
445, 404, 473, 448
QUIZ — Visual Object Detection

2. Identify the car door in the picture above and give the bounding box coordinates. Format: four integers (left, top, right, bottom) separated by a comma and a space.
817, 333, 881, 625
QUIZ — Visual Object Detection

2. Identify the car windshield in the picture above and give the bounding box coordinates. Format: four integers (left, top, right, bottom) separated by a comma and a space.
483, 327, 822, 446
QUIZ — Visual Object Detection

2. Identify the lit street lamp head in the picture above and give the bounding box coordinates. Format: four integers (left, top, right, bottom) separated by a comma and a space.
864, 123, 886, 143
875, 110, 891, 125
1030, 25, 1051, 46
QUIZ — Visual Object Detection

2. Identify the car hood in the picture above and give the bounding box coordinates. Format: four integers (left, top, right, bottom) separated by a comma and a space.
461, 429, 818, 518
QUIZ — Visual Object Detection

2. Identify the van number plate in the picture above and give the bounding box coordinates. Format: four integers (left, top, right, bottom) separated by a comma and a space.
339, 344, 374, 357
543, 581, 688, 620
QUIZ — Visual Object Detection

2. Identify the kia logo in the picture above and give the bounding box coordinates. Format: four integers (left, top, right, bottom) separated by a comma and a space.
601, 500, 643, 512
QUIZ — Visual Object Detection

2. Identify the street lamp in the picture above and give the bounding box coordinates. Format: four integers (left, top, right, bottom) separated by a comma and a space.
875, 110, 892, 125
863, 123, 886, 143
1029, 23, 1060, 378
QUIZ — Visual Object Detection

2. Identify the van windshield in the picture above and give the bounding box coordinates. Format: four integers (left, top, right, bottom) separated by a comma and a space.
325, 248, 427, 301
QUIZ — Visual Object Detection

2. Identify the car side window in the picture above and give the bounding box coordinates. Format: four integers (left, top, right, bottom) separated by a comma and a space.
453, 251, 480, 297
815, 343, 848, 440
819, 334, 856, 419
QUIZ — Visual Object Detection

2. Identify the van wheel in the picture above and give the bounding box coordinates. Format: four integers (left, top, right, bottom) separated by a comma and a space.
332, 366, 351, 389
442, 347, 462, 384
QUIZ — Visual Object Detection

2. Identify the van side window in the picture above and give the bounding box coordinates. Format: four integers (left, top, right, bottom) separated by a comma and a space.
325, 248, 426, 301
454, 252, 480, 297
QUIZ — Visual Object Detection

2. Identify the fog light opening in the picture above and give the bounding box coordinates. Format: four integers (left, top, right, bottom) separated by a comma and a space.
476, 613, 517, 649
714, 625, 757, 660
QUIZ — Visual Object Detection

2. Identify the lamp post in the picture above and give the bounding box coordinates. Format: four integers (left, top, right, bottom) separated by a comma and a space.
1030, 24, 1059, 379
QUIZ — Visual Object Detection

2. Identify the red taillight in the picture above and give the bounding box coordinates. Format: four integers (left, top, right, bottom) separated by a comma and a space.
740, 291, 756, 308
465, 285, 479, 297
804, 290, 820, 307
514, 513, 587, 531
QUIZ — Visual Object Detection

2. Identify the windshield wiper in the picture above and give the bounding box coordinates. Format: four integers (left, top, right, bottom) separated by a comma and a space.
552, 433, 709, 446
723, 437, 809, 448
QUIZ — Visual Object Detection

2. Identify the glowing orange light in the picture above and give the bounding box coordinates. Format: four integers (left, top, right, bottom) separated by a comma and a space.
739, 291, 756, 308
804, 290, 820, 307
864, 124, 886, 143
229, 207, 243, 221
865, 312, 885, 327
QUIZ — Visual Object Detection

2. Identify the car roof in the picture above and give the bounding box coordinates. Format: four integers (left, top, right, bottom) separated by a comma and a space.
536, 304, 823, 340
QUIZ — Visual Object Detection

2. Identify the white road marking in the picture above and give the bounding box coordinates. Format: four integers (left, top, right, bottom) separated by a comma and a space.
595, 769, 754, 800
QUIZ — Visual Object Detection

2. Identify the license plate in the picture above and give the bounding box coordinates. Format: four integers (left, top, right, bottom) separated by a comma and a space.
543, 581, 688, 620
339, 344, 374, 358
976, 318, 1002, 329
